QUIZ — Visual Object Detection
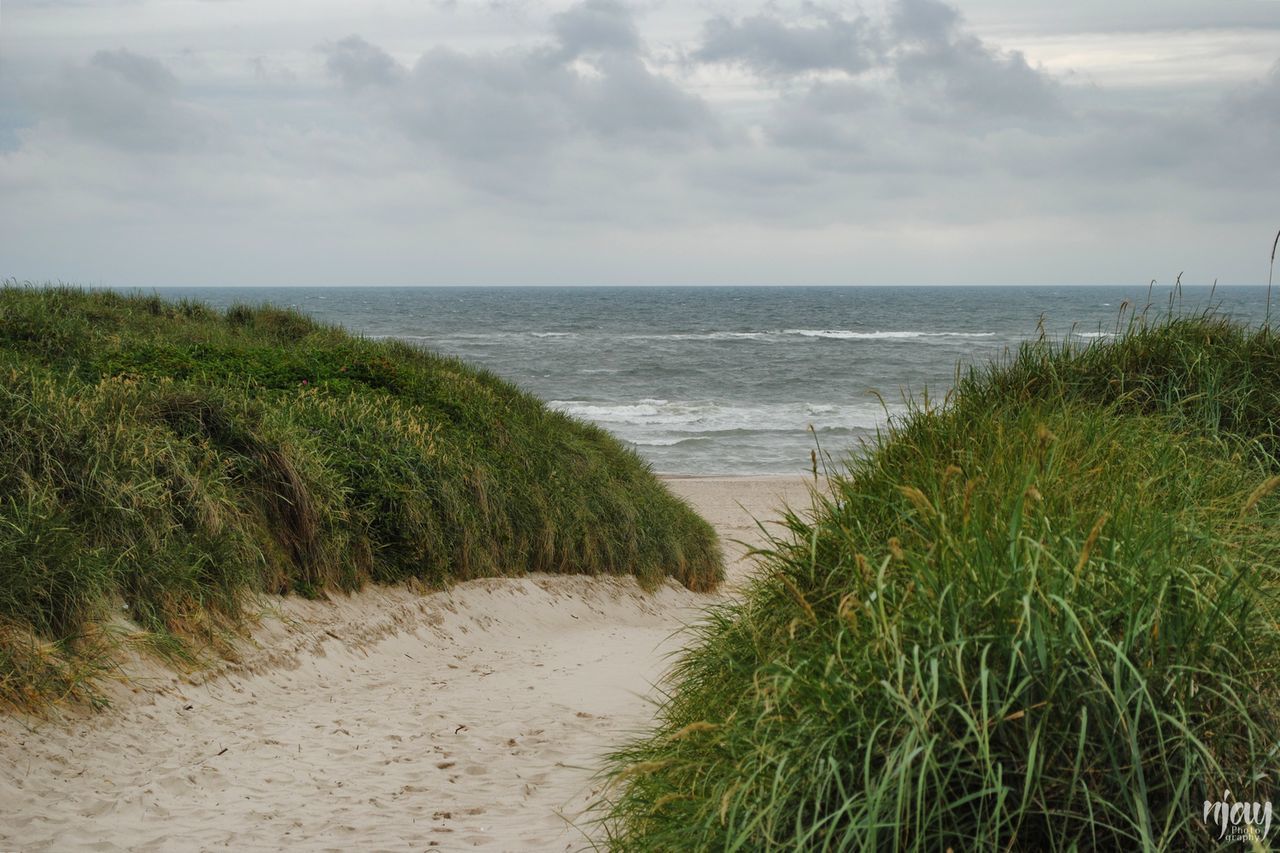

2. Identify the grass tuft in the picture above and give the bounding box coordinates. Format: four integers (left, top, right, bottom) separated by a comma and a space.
0, 284, 721, 711
604, 311, 1280, 851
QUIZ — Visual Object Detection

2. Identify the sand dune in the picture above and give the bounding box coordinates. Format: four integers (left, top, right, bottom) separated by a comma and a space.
0, 476, 811, 851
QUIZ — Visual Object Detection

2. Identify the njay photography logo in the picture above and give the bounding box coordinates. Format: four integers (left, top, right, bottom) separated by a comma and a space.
1204, 790, 1273, 844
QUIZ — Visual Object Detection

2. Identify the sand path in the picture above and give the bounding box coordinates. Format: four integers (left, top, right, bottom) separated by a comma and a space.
0, 476, 811, 852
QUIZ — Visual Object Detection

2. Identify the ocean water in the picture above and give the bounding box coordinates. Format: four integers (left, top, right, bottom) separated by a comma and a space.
151, 286, 1271, 475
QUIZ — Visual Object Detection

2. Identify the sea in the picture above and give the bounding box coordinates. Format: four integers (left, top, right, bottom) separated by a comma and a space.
149, 285, 1272, 476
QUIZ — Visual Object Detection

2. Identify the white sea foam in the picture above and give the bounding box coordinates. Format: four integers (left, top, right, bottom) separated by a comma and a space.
606, 331, 771, 342
783, 329, 999, 340
618, 329, 998, 342
629, 437, 700, 447
655, 331, 772, 340
381, 329, 999, 345
550, 398, 903, 435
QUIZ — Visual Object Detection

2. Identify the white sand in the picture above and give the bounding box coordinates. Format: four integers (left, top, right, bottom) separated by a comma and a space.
0, 476, 812, 852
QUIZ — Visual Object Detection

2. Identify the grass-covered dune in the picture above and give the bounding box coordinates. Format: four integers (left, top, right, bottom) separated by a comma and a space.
0, 285, 720, 710
606, 313, 1280, 850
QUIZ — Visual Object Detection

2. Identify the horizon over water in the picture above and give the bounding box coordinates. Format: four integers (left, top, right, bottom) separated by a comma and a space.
145, 285, 1271, 476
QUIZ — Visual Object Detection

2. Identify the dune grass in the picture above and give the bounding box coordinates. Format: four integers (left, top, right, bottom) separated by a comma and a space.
604, 312, 1280, 850
0, 284, 720, 711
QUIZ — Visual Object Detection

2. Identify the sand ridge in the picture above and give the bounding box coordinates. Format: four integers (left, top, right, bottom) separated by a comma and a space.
0, 476, 811, 851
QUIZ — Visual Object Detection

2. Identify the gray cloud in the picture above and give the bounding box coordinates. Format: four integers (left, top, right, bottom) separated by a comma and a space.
694, 1, 1274, 232
249, 55, 298, 84
326, 3, 717, 168
395, 49, 571, 161
1228, 59, 1280, 124
400, 49, 714, 160
695, 1, 1059, 126
550, 0, 640, 58
323, 35, 403, 90
695, 11, 877, 76
891, 0, 1061, 122
765, 79, 881, 153
89, 49, 177, 94
38, 49, 210, 152
892, 0, 960, 43
1, 0, 1278, 286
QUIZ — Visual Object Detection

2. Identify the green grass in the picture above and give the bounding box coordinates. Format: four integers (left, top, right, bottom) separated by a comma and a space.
604, 312, 1280, 850
0, 284, 721, 711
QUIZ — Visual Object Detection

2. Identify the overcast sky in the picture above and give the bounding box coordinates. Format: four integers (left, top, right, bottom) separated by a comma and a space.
1, 0, 1278, 286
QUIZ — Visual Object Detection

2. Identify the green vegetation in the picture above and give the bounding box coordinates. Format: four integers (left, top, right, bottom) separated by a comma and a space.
605, 313, 1280, 850
0, 285, 720, 711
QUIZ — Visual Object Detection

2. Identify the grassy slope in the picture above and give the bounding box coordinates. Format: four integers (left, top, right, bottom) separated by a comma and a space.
0, 286, 720, 710
606, 314, 1280, 851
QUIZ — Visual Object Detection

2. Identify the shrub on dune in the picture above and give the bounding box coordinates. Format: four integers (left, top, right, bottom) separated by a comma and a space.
0, 285, 721, 710
605, 314, 1280, 851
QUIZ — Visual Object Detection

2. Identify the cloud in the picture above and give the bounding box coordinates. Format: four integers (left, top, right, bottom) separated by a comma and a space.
891, 0, 959, 43
395, 48, 715, 163
1228, 59, 1280, 123
324, 2, 717, 168
323, 35, 403, 90
1, 0, 1278, 286
248, 55, 298, 84
693, 1, 1060, 125
694, 11, 877, 76
88, 48, 178, 95
550, 0, 641, 58
37, 49, 212, 152
393, 49, 571, 161
890, 0, 1061, 122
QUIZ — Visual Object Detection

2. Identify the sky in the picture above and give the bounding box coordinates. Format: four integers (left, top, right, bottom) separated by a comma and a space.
1, 0, 1278, 286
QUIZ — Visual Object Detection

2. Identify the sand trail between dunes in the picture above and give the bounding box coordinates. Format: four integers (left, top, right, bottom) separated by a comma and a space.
0, 476, 810, 852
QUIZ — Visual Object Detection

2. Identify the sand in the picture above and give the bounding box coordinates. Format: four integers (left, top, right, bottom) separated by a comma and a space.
0, 476, 812, 852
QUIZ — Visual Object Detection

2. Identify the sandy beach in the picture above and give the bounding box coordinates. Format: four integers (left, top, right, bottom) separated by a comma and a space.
0, 476, 812, 852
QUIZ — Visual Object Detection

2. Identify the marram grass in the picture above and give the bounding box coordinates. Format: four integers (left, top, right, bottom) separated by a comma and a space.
0, 284, 720, 711
604, 313, 1280, 851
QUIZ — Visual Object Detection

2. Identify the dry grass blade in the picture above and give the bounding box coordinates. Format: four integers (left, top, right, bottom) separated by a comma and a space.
1073, 512, 1110, 580
1268, 227, 1279, 327
1241, 475, 1280, 517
